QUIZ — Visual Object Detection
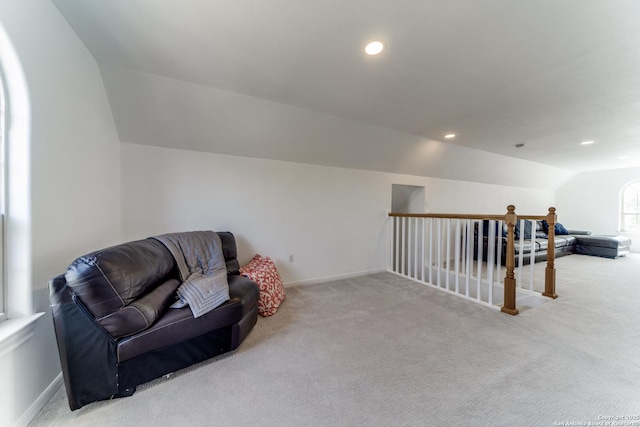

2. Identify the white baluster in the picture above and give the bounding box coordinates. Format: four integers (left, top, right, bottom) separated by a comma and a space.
421, 217, 426, 282
476, 220, 483, 302
407, 217, 412, 278
487, 220, 495, 305
414, 217, 419, 279
465, 220, 472, 298
529, 221, 536, 291
428, 218, 433, 285
445, 218, 451, 291
454, 219, 461, 294
517, 219, 524, 287
401, 217, 406, 276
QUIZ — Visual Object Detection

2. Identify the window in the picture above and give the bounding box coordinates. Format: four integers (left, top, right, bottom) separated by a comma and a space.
0, 20, 42, 349
0, 68, 5, 322
620, 181, 640, 232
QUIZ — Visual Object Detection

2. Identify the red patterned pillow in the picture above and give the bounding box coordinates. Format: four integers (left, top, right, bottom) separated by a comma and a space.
239, 254, 264, 275
241, 256, 285, 317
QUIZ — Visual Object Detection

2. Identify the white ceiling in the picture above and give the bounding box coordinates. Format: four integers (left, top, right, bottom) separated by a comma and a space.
52, 0, 640, 176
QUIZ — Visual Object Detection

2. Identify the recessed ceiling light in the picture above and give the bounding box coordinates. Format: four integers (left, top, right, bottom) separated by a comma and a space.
581, 140, 595, 145
364, 41, 384, 55
444, 134, 456, 139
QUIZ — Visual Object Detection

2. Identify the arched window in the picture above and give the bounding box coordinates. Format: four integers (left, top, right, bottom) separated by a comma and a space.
0, 64, 5, 321
620, 181, 640, 232
1, 19, 34, 323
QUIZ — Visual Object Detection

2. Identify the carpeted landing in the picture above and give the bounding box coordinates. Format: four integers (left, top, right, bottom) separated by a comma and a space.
30, 254, 640, 426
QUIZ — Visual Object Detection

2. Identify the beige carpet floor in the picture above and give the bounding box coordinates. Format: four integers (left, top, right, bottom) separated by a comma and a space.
30, 253, 640, 426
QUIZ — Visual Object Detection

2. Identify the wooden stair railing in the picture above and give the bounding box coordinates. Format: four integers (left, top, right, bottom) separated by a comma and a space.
389, 205, 558, 315
501, 205, 518, 315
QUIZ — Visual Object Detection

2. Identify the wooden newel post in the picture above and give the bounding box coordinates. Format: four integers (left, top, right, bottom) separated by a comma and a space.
501, 205, 519, 315
543, 207, 558, 299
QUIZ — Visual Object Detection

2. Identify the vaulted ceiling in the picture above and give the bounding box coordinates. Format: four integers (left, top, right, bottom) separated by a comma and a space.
52, 0, 640, 186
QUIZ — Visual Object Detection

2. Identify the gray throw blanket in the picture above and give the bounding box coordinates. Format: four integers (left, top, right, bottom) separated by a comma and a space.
152, 231, 230, 318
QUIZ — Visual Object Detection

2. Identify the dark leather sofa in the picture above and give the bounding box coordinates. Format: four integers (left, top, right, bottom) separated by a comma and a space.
49, 232, 259, 410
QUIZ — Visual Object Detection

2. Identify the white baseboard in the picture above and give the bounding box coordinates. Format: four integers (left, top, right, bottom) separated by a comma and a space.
14, 372, 63, 427
285, 268, 387, 287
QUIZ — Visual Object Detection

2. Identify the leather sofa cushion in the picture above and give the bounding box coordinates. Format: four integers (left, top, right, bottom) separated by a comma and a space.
554, 236, 577, 248
116, 274, 259, 362
512, 235, 576, 254
575, 234, 631, 249
227, 274, 260, 313
217, 232, 241, 275
97, 279, 181, 338
65, 239, 176, 318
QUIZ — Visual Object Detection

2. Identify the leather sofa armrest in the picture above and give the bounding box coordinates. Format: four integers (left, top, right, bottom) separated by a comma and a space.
50, 277, 120, 410
567, 230, 591, 235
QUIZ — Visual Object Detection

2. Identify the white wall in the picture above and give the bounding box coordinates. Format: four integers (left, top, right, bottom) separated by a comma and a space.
122, 143, 554, 284
555, 167, 640, 251
0, 1, 121, 426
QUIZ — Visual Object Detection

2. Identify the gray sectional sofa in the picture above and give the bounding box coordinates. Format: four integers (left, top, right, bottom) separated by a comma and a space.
476, 220, 631, 266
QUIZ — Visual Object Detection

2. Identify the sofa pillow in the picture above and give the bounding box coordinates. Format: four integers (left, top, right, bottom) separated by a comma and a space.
97, 278, 181, 338
240, 256, 285, 317
65, 239, 176, 318
554, 222, 570, 235
515, 220, 533, 239
541, 220, 570, 235
239, 254, 264, 275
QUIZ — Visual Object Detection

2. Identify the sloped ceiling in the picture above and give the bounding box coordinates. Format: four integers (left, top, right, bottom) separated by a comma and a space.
51, 0, 640, 188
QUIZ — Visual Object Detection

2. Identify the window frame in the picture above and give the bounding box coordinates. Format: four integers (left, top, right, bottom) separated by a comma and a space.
620, 180, 640, 232
0, 66, 6, 322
